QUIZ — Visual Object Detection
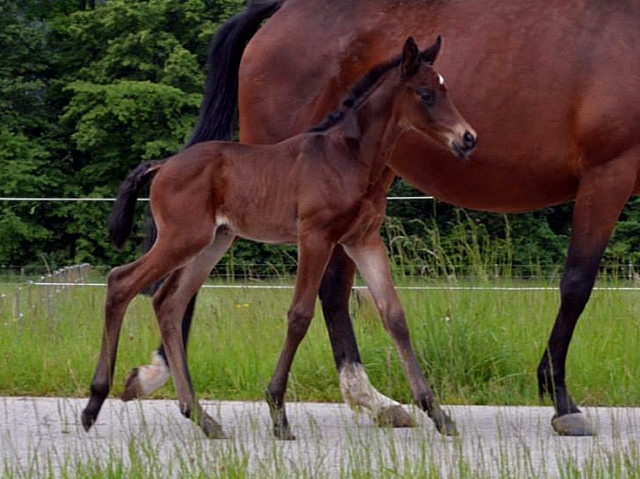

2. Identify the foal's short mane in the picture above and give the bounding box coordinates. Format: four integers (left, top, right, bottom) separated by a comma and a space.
308, 54, 403, 133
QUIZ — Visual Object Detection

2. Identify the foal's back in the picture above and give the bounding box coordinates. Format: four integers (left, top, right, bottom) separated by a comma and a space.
151, 131, 370, 245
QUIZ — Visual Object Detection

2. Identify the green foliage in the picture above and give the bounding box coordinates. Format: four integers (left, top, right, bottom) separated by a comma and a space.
0, 0, 241, 268
61, 80, 201, 184
0, 130, 53, 263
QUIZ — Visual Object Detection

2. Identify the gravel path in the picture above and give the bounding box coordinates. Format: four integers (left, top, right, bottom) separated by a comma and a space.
2, 397, 639, 477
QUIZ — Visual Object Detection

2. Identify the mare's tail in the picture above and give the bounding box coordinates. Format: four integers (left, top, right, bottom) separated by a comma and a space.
110, 161, 165, 250
140, 0, 282, 294
186, 0, 283, 146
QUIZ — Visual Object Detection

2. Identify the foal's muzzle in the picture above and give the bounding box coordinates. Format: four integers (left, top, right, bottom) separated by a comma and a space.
452, 130, 477, 158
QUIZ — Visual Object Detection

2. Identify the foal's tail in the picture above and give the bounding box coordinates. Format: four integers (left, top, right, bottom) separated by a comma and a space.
110, 161, 165, 250
187, 0, 283, 146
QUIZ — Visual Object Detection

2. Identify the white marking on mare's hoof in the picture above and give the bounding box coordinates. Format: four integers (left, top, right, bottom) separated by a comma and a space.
339, 363, 415, 427
122, 352, 171, 401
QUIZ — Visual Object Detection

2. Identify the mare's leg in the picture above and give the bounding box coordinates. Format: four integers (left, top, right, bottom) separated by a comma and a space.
266, 235, 335, 440
319, 246, 415, 427
538, 154, 637, 435
343, 238, 456, 435
81, 241, 207, 431
152, 229, 235, 438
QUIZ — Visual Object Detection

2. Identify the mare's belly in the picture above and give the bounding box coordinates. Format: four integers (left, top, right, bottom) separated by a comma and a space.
389, 135, 579, 213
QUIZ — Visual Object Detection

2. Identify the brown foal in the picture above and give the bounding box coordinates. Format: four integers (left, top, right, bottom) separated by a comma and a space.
81, 37, 476, 439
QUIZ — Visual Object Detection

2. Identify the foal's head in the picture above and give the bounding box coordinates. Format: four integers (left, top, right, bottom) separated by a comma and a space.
397, 36, 477, 158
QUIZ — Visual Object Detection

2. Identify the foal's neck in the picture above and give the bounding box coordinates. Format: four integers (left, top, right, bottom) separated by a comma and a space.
344, 70, 404, 178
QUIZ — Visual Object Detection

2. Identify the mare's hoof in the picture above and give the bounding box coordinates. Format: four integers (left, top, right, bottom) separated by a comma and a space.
551, 412, 597, 436
81, 409, 97, 432
121, 368, 142, 402
374, 405, 416, 428
201, 415, 226, 439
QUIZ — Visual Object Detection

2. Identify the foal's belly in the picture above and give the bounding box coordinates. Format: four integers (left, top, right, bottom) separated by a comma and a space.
216, 210, 298, 245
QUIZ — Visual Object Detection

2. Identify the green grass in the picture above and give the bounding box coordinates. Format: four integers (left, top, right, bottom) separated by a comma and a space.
2, 279, 640, 478
1, 278, 640, 408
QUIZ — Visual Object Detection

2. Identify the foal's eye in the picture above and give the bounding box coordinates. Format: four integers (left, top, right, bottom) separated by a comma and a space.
417, 88, 435, 107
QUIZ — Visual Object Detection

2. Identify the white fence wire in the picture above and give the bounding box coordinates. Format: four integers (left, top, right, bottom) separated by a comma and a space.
0, 196, 433, 202
3, 264, 640, 325
2, 197, 640, 323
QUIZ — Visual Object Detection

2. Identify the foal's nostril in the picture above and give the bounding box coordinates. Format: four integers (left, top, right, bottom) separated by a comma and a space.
463, 131, 476, 149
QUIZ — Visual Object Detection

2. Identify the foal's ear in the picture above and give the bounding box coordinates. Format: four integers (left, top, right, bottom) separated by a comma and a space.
401, 36, 420, 78
420, 35, 442, 65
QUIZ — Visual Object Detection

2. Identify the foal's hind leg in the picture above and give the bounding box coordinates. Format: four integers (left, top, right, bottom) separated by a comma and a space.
343, 237, 456, 436
538, 155, 636, 436
122, 229, 234, 404
152, 230, 235, 438
81, 244, 196, 431
123, 217, 204, 401
266, 235, 335, 440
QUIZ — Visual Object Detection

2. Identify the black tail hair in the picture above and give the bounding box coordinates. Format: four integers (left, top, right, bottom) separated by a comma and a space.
186, 0, 282, 146
140, 1, 281, 297
110, 161, 164, 250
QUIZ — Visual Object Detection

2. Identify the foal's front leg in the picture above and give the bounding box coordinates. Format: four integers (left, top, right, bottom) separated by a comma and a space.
343, 237, 456, 435
266, 234, 335, 440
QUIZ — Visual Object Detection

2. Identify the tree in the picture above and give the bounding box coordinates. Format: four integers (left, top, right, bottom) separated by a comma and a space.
0, 0, 245, 267
0, 0, 64, 265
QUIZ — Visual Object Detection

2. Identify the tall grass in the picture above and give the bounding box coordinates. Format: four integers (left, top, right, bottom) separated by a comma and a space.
1, 279, 639, 408
1, 210, 639, 403
382, 213, 560, 282
3, 212, 640, 477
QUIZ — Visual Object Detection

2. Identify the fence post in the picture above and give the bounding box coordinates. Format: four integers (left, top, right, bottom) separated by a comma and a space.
0, 293, 5, 322
15, 287, 23, 326
26, 280, 32, 314
46, 274, 52, 319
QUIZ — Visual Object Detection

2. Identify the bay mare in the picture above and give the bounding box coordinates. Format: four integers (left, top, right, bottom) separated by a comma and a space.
81, 38, 477, 438
129, 0, 640, 436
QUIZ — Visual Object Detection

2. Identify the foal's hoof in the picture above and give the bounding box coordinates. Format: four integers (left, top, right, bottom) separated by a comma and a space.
433, 410, 458, 436
81, 408, 97, 432
439, 416, 458, 436
374, 405, 416, 428
121, 368, 142, 401
551, 412, 597, 436
122, 356, 171, 401
201, 415, 226, 439
273, 422, 296, 441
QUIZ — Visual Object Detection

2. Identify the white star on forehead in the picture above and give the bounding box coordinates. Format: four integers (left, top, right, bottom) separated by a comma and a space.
438, 73, 445, 85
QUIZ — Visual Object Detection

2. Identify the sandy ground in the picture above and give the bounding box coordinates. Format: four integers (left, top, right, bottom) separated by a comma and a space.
1, 397, 640, 477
